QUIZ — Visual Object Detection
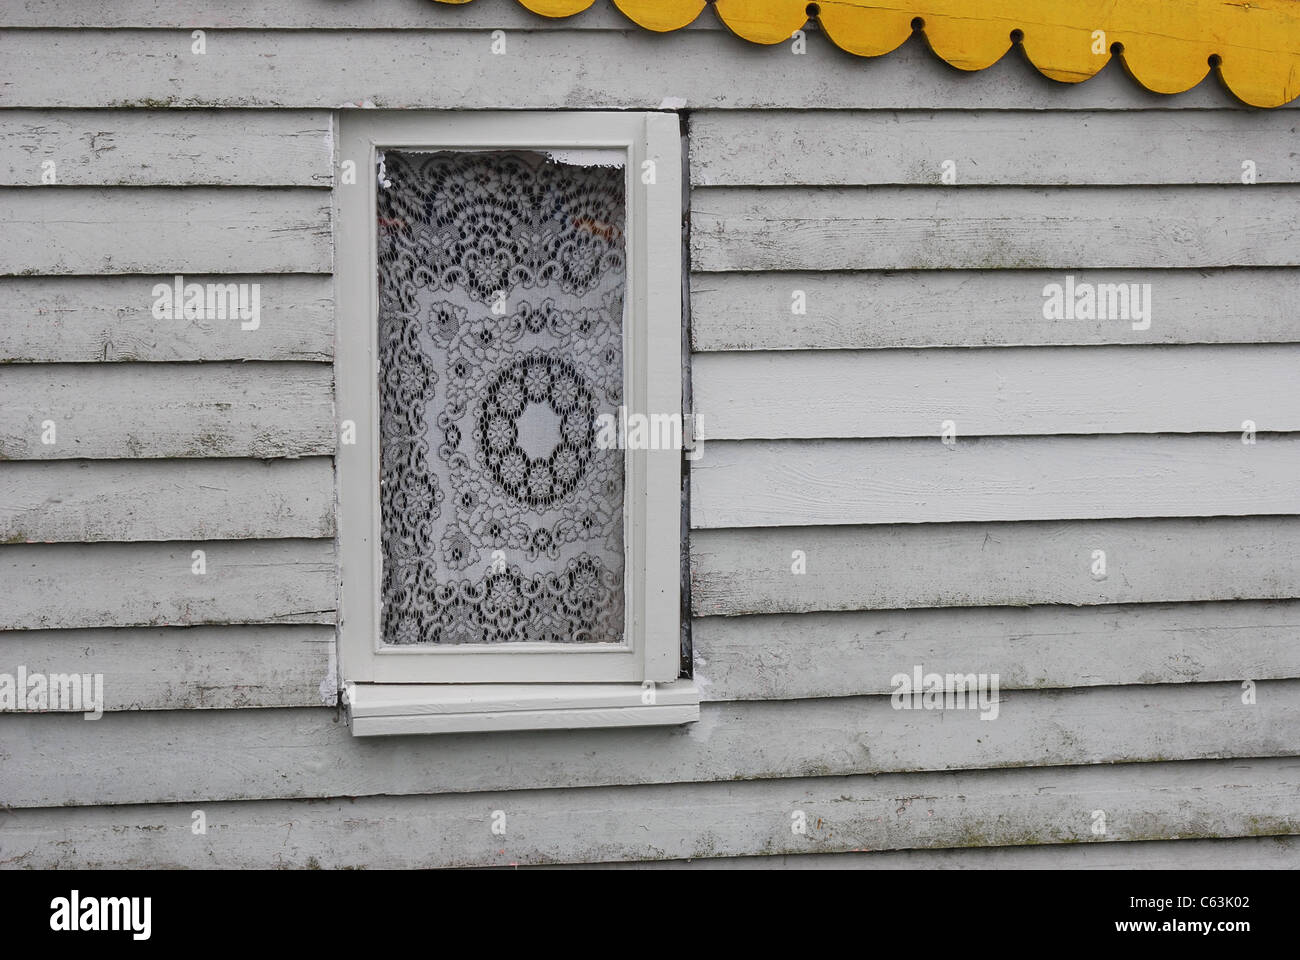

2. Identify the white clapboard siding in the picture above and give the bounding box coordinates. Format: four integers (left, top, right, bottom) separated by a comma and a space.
691, 186, 1300, 271
0, 625, 335, 711
690, 436, 1300, 528
565, 836, 1300, 870
0, 188, 330, 275
0, 275, 334, 362
693, 600, 1300, 701
691, 517, 1300, 616
0, 31, 1268, 111
690, 110, 1300, 185
690, 269, 1300, 350
0, 539, 336, 630
1, 758, 1294, 868
0, 0, 722, 30
0, 362, 334, 459
695, 345, 1300, 438
3, 681, 1296, 807
0, 110, 332, 186
0, 458, 335, 543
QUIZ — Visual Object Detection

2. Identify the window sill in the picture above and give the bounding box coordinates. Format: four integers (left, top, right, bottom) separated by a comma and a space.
345, 680, 700, 736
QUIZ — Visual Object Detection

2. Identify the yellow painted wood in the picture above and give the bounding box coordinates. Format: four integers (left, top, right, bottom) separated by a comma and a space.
712, 0, 809, 44
613, 0, 706, 33
516, 0, 596, 18
436, 0, 1300, 107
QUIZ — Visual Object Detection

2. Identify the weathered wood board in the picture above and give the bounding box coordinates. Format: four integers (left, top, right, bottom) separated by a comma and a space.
689, 269, 1300, 350
0, 188, 330, 275
691, 436, 1300, 527
693, 601, 1300, 700
692, 518, 1300, 615
3, 680, 1296, 807
0, 539, 336, 630
694, 346, 1300, 437
0, 624, 335, 711
0, 363, 334, 460
0, 457, 335, 542
0, 275, 334, 362
0, 110, 332, 186
2, 758, 1295, 868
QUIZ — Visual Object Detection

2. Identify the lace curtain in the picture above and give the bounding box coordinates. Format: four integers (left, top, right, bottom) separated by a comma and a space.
377, 150, 627, 645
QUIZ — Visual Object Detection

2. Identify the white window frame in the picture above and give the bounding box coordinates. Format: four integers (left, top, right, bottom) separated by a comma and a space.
335, 110, 695, 735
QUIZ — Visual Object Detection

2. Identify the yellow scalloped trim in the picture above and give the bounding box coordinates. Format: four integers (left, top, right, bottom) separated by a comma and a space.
438, 0, 1300, 107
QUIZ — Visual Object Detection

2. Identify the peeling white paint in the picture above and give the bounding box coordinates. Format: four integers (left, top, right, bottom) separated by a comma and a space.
319, 642, 338, 705
659, 97, 687, 110
544, 148, 625, 168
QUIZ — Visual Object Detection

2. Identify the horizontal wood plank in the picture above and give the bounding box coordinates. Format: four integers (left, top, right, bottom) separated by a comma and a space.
1, 681, 1296, 807
0, 110, 332, 186
693, 600, 1300, 701
0, 457, 335, 542
0, 275, 334, 362
689, 269, 1300, 350
690, 110, 1300, 185
0, 31, 1264, 111
691, 517, 1300, 615
1, 759, 1295, 867
0, 539, 336, 630
0, 362, 334, 459
691, 186, 1300, 271
695, 345, 1300, 438
565, 836, 1300, 870
0, 188, 330, 275
691, 436, 1300, 527
0, 0, 719, 30
0, 624, 335, 711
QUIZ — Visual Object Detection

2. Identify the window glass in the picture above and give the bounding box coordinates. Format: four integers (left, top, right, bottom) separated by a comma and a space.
377, 150, 627, 646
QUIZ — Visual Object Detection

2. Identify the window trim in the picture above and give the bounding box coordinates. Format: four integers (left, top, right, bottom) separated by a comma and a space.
336, 110, 691, 731
346, 680, 701, 736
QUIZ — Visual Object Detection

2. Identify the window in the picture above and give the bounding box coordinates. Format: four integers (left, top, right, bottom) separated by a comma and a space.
336, 112, 695, 735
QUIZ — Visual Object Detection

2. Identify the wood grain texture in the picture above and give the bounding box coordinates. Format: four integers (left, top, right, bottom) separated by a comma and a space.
692, 0, 1300, 108
0, 362, 334, 460
689, 269, 1300, 350
693, 600, 1300, 701
690, 436, 1300, 528
0, 275, 334, 362
4, 2, 1298, 870
560, 836, 1300, 870
690, 110, 1300, 186
1, 758, 1295, 867
6, 0, 1299, 107
0, 539, 336, 630
2, 681, 1296, 807
691, 517, 1300, 616
692, 186, 1300, 271
0, 110, 332, 186
0, 0, 720, 30
694, 345, 1300, 438
0, 30, 1268, 111
0, 188, 330, 275
0, 624, 336, 711
0, 457, 335, 542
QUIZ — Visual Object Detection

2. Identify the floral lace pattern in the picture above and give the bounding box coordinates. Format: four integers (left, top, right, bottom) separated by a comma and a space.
378, 150, 626, 645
